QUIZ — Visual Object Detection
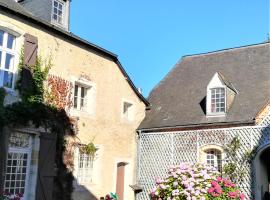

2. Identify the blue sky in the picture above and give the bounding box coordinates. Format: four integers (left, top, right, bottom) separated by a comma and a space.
70, 0, 269, 97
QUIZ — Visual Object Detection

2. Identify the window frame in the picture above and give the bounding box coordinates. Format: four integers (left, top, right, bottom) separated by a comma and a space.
73, 83, 90, 111
205, 149, 222, 172
51, 0, 65, 26
77, 150, 94, 184
210, 87, 226, 114
0, 30, 16, 90
4, 134, 32, 200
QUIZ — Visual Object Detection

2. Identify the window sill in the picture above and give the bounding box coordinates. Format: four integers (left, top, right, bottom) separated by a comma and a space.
206, 113, 226, 118
70, 108, 95, 118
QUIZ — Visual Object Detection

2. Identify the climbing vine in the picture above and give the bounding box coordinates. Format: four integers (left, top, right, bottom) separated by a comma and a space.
0, 52, 75, 200
223, 137, 254, 184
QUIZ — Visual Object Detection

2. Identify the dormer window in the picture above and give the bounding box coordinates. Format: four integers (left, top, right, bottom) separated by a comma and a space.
210, 88, 225, 113
206, 72, 237, 116
52, 0, 64, 25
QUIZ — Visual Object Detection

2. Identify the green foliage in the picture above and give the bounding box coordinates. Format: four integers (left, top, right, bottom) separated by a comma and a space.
0, 88, 6, 127
16, 50, 52, 103
0, 52, 73, 200
83, 142, 97, 156
223, 136, 254, 184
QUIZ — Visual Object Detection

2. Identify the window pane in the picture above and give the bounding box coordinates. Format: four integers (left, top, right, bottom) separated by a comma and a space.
54, 8, 58, 14
74, 85, 78, 96
5, 53, 14, 70
7, 34, 15, 49
53, 14, 58, 20
59, 3, 63, 10
54, 0, 58, 7
81, 87, 85, 98
0, 30, 3, 46
3, 70, 13, 88
0, 51, 2, 65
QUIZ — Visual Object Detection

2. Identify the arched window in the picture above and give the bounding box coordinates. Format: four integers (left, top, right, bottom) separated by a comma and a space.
205, 149, 222, 172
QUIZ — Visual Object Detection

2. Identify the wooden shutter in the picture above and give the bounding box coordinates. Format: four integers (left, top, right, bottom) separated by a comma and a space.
0, 127, 10, 192
36, 133, 57, 200
21, 33, 38, 92
24, 33, 38, 66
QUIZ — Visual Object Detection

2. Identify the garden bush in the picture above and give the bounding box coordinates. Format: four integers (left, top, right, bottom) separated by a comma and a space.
150, 163, 245, 200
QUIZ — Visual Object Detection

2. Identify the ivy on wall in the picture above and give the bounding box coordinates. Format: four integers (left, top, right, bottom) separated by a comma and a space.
0, 53, 75, 200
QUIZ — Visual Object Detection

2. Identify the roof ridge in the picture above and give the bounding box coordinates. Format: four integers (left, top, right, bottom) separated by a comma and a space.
183, 41, 269, 58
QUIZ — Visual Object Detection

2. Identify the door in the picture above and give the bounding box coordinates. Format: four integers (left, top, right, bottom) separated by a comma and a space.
116, 162, 127, 200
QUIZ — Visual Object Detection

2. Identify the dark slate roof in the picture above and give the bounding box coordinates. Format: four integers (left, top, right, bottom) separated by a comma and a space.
139, 42, 270, 130
0, 0, 149, 106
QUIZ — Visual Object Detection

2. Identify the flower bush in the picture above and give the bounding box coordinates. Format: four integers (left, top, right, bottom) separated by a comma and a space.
207, 177, 245, 200
0, 193, 23, 200
150, 163, 245, 200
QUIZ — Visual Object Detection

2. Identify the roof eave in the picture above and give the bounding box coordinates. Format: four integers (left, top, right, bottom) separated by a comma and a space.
138, 120, 256, 132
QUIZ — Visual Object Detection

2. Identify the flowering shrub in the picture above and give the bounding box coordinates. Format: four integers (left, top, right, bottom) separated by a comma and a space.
207, 177, 245, 200
150, 163, 245, 200
0, 193, 23, 200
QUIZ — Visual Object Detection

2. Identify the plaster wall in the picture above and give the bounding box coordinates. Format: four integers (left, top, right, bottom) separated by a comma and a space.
0, 12, 146, 200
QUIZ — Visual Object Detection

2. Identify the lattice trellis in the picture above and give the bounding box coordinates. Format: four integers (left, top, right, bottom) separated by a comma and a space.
136, 113, 270, 200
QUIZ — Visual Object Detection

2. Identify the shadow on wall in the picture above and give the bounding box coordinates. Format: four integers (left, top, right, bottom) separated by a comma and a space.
252, 124, 270, 200
72, 178, 98, 200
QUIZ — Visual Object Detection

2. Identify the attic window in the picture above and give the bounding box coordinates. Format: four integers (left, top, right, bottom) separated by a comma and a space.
52, 0, 64, 25
206, 72, 237, 116
210, 88, 225, 113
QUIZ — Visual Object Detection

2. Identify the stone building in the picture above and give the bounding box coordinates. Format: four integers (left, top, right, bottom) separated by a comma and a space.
0, 0, 148, 200
136, 42, 270, 200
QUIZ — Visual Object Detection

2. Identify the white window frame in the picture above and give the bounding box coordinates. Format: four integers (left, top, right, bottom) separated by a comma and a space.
73, 83, 90, 111
205, 149, 222, 172
210, 87, 226, 114
77, 151, 94, 184
4, 135, 32, 200
0, 30, 16, 89
51, 0, 65, 25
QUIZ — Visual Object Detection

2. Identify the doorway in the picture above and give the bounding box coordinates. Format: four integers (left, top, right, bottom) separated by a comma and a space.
256, 145, 270, 200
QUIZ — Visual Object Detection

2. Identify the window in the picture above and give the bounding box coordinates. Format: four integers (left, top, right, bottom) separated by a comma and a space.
205, 149, 222, 172
4, 133, 31, 198
77, 151, 94, 184
210, 88, 225, 113
52, 0, 64, 25
0, 30, 15, 89
123, 101, 133, 121
74, 84, 89, 111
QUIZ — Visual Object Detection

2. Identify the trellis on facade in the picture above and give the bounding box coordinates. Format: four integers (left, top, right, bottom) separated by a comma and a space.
136, 112, 270, 200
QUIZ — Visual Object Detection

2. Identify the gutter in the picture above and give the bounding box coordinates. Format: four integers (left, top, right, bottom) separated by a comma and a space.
138, 120, 256, 132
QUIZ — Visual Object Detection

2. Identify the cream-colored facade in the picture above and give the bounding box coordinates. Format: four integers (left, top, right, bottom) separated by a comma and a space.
1, 9, 146, 200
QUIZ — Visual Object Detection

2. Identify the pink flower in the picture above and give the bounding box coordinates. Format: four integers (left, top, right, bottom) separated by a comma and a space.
228, 191, 238, 199
240, 193, 245, 200
217, 176, 222, 182
211, 181, 218, 187
207, 187, 214, 193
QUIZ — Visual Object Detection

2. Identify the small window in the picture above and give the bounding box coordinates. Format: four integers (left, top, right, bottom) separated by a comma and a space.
0, 30, 15, 89
77, 151, 94, 184
52, 0, 64, 25
205, 149, 222, 172
73, 84, 89, 111
210, 88, 225, 113
123, 101, 133, 121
